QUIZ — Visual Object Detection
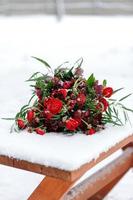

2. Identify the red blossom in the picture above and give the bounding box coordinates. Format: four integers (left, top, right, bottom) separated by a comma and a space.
63, 81, 72, 89
17, 119, 26, 129
35, 128, 45, 135
58, 89, 67, 98
35, 88, 42, 100
66, 118, 79, 131
87, 128, 96, 135
44, 110, 53, 119
68, 99, 76, 110
103, 87, 113, 98
77, 93, 86, 105
44, 97, 63, 115
27, 110, 35, 122
97, 98, 109, 112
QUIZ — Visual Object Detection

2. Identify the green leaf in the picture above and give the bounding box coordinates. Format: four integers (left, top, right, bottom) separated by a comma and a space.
63, 67, 74, 80
32, 56, 51, 69
119, 93, 132, 102
122, 106, 133, 113
26, 72, 42, 82
20, 105, 29, 113
74, 57, 83, 68
57, 61, 69, 69
1, 118, 15, 120
123, 110, 128, 124
28, 94, 36, 105
113, 87, 124, 94
103, 79, 107, 87
87, 73, 95, 87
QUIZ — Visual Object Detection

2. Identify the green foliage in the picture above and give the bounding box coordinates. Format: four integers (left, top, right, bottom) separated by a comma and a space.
32, 56, 51, 70
3, 57, 133, 134
87, 73, 95, 87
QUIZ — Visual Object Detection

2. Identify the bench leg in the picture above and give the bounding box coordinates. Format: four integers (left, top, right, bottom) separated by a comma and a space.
64, 147, 133, 200
28, 176, 74, 200
89, 172, 127, 200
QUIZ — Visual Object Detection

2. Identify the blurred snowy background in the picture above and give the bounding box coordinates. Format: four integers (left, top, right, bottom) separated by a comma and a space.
0, 0, 133, 199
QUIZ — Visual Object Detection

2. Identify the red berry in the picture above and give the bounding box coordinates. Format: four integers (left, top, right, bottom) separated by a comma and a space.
66, 118, 79, 131
103, 87, 113, 98
87, 128, 96, 135
17, 118, 26, 129
27, 110, 35, 122
35, 128, 45, 135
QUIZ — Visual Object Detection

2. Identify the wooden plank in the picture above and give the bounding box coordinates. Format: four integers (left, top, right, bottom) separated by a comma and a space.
89, 172, 127, 200
28, 176, 75, 200
0, 134, 133, 181
64, 147, 133, 200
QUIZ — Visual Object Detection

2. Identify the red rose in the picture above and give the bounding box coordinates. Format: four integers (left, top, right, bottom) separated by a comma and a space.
63, 81, 72, 89
17, 118, 26, 129
35, 128, 45, 135
97, 98, 109, 112
27, 110, 35, 122
44, 97, 63, 115
87, 128, 96, 135
77, 93, 86, 105
66, 118, 79, 131
103, 87, 113, 98
58, 89, 67, 98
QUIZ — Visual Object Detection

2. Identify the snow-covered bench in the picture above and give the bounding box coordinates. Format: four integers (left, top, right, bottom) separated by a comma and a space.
0, 126, 133, 200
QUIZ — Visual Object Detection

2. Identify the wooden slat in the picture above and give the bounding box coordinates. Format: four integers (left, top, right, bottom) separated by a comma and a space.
28, 176, 75, 200
70, 135, 133, 181
0, 135, 133, 181
64, 147, 133, 200
89, 172, 127, 200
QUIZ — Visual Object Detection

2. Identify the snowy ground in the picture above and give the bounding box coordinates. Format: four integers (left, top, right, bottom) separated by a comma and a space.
0, 15, 133, 199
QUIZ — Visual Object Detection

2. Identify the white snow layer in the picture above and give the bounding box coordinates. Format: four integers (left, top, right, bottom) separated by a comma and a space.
0, 125, 132, 171
0, 15, 133, 199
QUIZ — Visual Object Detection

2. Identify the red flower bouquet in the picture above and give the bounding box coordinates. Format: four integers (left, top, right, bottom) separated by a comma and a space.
10, 57, 133, 135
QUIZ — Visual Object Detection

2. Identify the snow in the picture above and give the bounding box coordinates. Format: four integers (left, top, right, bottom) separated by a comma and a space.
0, 125, 132, 171
0, 15, 133, 199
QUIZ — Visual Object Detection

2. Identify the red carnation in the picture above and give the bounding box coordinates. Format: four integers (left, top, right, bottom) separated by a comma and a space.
87, 128, 96, 135
63, 81, 72, 89
97, 98, 109, 112
77, 93, 86, 105
27, 110, 35, 122
103, 87, 113, 98
44, 97, 63, 115
66, 118, 79, 131
35, 128, 45, 135
58, 89, 67, 98
17, 118, 26, 129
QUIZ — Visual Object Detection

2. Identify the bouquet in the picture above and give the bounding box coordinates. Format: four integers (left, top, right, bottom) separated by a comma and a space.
9, 57, 133, 135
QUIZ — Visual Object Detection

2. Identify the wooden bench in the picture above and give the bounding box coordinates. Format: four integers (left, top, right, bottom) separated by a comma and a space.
0, 134, 133, 200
